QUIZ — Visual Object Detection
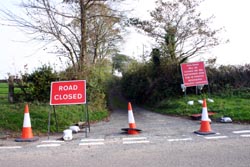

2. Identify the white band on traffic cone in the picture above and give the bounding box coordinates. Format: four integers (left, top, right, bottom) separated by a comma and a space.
201, 106, 210, 121
23, 113, 31, 127
128, 109, 135, 124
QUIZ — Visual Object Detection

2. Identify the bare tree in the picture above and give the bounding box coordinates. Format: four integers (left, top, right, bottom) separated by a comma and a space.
129, 0, 227, 64
86, 2, 122, 64
0, 0, 123, 73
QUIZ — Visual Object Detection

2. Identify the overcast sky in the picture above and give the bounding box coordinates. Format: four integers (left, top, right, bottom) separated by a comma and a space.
0, 0, 250, 78
121, 0, 250, 65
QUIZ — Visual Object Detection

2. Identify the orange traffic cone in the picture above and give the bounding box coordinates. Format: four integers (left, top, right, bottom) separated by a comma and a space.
15, 104, 39, 142
194, 99, 215, 135
121, 102, 142, 135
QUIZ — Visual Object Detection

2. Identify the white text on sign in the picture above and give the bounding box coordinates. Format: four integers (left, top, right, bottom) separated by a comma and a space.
54, 85, 82, 101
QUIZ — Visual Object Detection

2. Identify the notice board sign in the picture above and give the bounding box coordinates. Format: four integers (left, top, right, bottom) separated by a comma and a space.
50, 80, 86, 105
180, 61, 208, 87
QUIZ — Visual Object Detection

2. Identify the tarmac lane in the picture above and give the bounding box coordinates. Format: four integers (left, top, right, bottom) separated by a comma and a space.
1, 104, 250, 167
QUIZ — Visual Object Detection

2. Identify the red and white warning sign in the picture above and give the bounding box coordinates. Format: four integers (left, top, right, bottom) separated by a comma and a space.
181, 61, 208, 87
50, 80, 86, 105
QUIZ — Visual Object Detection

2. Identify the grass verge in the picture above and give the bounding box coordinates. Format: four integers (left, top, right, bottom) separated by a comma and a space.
0, 103, 109, 137
152, 94, 250, 123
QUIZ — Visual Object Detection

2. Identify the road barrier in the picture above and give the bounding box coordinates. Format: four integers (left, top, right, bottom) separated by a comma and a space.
121, 102, 141, 135
15, 104, 39, 142
194, 99, 216, 135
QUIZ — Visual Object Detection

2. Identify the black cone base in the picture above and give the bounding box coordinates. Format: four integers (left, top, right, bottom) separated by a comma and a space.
121, 128, 142, 135
15, 137, 39, 142
194, 131, 216, 135
121, 128, 142, 132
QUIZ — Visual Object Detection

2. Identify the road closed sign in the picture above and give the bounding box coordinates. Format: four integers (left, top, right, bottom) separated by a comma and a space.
181, 61, 208, 87
50, 80, 86, 105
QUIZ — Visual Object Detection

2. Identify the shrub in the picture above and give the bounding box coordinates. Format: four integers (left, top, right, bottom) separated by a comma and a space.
27, 65, 58, 102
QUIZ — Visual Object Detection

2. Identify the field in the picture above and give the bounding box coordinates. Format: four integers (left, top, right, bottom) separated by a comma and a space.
0, 82, 8, 103
153, 94, 250, 123
0, 83, 8, 93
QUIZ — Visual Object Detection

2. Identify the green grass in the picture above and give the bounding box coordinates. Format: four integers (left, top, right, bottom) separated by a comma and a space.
0, 82, 23, 95
0, 103, 109, 137
152, 94, 250, 123
0, 82, 109, 136
0, 83, 8, 94
0, 83, 8, 104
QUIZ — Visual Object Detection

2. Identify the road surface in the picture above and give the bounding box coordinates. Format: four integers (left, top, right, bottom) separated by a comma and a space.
1, 103, 250, 167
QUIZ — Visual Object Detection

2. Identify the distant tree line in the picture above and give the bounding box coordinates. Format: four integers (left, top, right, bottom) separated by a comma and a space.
121, 56, 250, 106
207, 64, 250, 94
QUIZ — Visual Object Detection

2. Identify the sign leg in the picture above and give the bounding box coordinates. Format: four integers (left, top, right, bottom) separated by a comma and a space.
84, 103, 90, 138
85, 105, 87, 138
86, 103, 90, 133
47, 106, 52, 140
53, 106, 59, 132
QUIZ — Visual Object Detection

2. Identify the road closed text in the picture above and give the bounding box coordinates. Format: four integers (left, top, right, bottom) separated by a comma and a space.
54, 93, 83, 101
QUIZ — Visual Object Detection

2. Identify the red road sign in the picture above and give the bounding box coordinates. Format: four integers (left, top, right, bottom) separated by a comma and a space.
50, 80, 86, 105
180, 61, 208, 87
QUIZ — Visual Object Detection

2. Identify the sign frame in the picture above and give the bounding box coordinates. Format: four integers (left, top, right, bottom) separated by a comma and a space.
48, 80, 89, 139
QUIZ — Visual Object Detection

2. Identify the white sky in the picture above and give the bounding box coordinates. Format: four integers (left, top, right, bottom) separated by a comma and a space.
1, 0, 250, 78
